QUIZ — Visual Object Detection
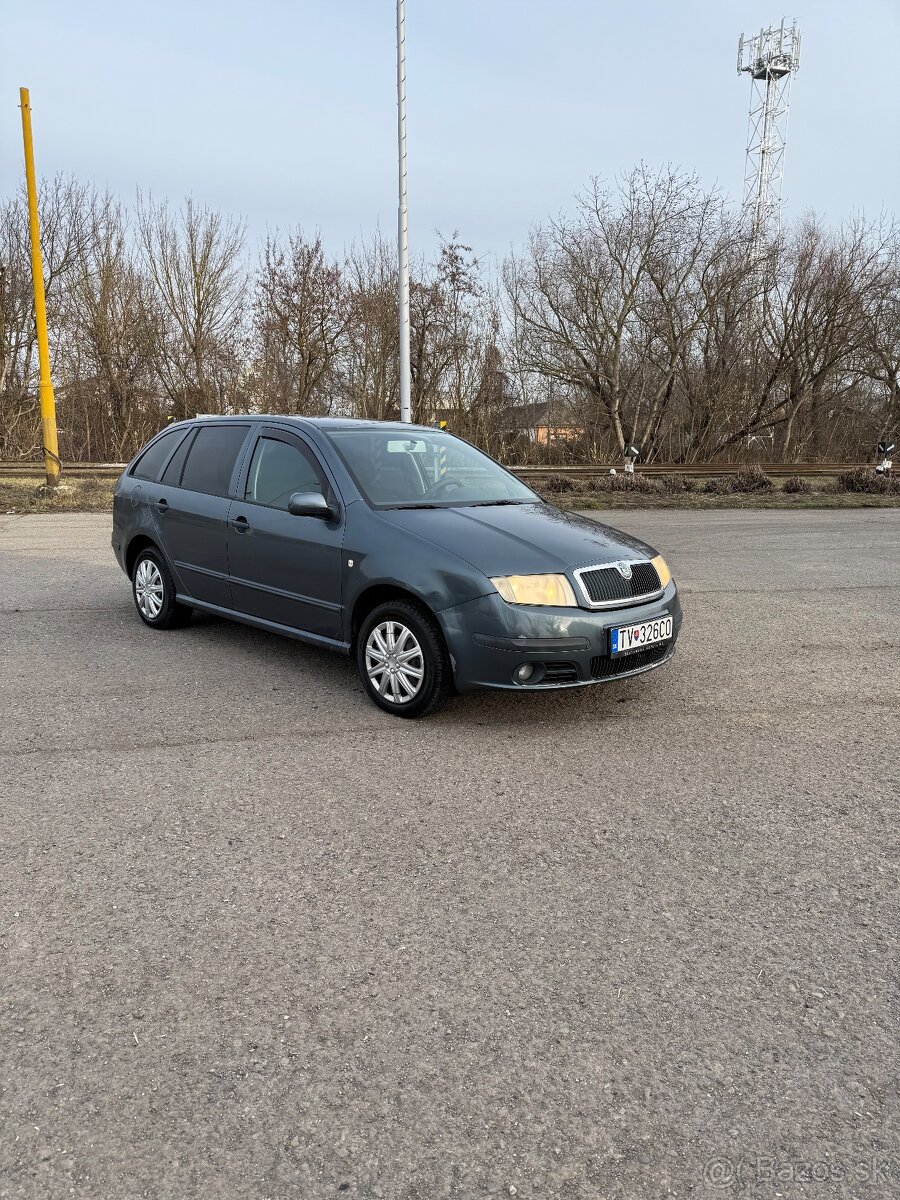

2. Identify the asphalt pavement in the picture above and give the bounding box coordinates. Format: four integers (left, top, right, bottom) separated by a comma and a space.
1, 509, 898, 1200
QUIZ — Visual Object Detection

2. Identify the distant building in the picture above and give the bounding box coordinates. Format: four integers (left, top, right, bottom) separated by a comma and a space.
496, 402, 581, 445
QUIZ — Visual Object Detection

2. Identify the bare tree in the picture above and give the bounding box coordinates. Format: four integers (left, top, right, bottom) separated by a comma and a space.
758, 217, 893, 459
0, 166, 897, 466
504, 167, 739, 459
0, 175, 92, 459
137, 194, 246, 418
62, 194, 164, 458
339, 234, 399, 420
859, 229, 900, 447
253, 230, 347, 415
0, 196, 38, 457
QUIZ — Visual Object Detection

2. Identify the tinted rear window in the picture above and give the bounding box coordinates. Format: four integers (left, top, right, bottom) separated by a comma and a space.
160, 428, 196, 486
131, 429, 186, 481
179, 424, 250, 497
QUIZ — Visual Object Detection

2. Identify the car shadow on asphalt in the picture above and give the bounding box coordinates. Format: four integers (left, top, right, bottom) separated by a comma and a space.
187, 608, 666, 730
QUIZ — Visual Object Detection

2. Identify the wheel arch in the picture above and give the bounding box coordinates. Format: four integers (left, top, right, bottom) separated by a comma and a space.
350, 583, 440, 651
124, 534, 163, 578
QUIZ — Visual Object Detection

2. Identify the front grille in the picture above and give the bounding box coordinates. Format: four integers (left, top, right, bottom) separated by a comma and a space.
575, 561, 661, 608
590, 642, 670, 679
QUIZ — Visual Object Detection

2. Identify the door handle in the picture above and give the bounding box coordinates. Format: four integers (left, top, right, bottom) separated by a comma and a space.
155, 498, 168, 513
231, 514, 250, 532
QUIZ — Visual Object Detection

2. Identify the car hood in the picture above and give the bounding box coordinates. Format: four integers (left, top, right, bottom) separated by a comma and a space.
378, 502, 657, 578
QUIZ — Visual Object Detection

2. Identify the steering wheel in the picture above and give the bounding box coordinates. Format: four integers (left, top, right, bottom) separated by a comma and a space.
422, 476, 466, 500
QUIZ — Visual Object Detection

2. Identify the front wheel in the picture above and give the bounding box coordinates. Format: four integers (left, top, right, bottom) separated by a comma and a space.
132, 548, 192, 630
357, 600, 453, 718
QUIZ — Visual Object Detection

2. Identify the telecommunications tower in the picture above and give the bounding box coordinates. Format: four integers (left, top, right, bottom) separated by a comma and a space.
737, 19, 801, 245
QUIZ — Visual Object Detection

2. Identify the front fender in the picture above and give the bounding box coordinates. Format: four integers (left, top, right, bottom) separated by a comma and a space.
340, 504, 493, 643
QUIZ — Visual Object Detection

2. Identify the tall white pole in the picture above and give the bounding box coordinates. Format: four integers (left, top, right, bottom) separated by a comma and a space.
396, 0, 412, 422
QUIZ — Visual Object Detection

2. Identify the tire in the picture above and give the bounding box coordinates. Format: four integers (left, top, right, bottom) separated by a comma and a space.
356, 599, 453, 718
131, 547, 192, 630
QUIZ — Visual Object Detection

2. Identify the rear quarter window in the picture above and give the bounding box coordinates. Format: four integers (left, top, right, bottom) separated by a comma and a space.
160, 428, 197, 486
130, 429, 187, 481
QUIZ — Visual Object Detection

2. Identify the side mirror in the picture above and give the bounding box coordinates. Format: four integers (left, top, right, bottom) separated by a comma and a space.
288, 491, 334, 519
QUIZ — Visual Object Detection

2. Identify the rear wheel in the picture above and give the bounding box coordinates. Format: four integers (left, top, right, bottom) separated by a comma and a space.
357, 600, 453, 718
132, 547, 191, 630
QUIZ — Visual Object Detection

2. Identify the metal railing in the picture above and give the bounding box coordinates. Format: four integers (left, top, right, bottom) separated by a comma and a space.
0, 461, 867, 481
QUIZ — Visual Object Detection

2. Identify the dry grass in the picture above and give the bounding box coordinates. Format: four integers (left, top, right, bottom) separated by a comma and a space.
561, 489, 900, 511
555, 469, 900, 510
0, 475, 117, 514
2, 470, 898, 517
536, 465, 899, 509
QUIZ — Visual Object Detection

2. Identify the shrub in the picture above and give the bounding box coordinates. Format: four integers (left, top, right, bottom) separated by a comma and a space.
535, 472, 578, 495
837, 467, 872, 493
782, 475, 812, 494
701, 476, 736, 495
702, 466, 773, 495
657, 473, 696, 494
836, 467, 898, 494
732, 465, 774, 493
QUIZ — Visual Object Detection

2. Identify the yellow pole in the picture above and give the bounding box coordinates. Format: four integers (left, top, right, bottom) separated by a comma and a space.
19, 87, 60, 487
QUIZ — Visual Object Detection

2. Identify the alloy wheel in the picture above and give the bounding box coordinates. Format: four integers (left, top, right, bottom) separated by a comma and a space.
364, 620, 425, 704
134, 558, 165, 620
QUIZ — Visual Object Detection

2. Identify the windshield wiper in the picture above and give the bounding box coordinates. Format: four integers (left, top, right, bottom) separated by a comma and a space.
383, 502, 441, 509
465, 499, 530, 507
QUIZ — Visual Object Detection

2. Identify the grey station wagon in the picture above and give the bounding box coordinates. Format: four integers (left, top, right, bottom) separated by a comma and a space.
112, 417, 682, 717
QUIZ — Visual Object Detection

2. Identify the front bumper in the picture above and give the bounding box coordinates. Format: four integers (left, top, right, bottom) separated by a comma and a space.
439, 583, 683, 692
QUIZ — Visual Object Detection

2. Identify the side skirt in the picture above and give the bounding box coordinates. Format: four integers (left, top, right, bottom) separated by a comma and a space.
180, 595, 351, 656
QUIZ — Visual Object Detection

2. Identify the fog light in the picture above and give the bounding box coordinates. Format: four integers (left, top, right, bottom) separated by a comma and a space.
514, 663, 535, 683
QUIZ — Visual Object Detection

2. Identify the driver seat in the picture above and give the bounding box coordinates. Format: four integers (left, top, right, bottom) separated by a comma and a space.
366, 446, 423, 504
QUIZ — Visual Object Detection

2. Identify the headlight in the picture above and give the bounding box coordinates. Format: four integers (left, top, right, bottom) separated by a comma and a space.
490, 573, 577, 607
650, 554, 672, 588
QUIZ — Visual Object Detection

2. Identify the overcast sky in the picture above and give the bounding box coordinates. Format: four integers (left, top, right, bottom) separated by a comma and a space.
3, 0, 898, 263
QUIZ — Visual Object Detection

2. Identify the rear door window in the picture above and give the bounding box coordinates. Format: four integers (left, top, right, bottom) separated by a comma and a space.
131, 429, 186, 481
179, 424, 251, 497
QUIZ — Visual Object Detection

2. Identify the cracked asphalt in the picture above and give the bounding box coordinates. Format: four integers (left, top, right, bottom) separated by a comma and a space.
1, 509, 898, 1200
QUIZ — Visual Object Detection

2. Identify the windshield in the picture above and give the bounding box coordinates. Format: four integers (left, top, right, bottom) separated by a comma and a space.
326, 428, 538, 508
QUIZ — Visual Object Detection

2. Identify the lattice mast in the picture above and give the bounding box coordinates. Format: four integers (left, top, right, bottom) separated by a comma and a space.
737, 19, 801, 245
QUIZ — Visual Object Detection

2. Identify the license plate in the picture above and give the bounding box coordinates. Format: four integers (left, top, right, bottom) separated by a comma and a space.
610, 615, 673, 656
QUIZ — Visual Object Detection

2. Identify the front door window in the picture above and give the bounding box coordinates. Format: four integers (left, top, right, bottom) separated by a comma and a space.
245, 437, 323, 509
